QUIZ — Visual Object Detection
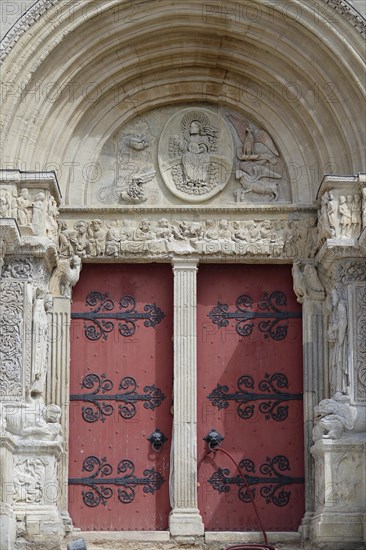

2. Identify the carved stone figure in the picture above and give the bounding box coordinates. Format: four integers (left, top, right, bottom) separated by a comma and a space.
0, 238, 6, 271
74, 220, 88, 256
327, 191, 337, 236
31, 288, 53, 399
135, 218, 155, 241
0, 195, 9, 217
59, 221, 77, 256
44, 404, 62, 442
338, 195, 352, 238
156, 218, 172, 240
228, 115, 282, 202
105, 221, 123, 257
13, 458, 45, 503
119, 170, 156, 203
159, 108, 233, 202
31, 191, 46, 235
46, 195, 59, 241
351, 193, 361, 237
17, 187, 32, 225
313, 398, 357, 440
362, 187, 366, 229
327, 289, 348, 395
5, 401, 55, 440
86, 219, 105, 256
292, 262, 325, 303
50, 255, 82, 299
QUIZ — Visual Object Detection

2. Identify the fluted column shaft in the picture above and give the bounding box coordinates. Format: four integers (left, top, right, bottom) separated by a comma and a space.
169, 258, 204, 536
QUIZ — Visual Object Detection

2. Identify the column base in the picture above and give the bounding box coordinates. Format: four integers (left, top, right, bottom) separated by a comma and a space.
169, 508, 204, 536
310, 511, 365, 549
0, 503, 16, 550
14, 505, 65, 549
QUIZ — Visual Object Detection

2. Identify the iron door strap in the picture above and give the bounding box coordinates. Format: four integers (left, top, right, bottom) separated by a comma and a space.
208, 291, 301, 341
71, 292, 165, 340
68, 456, 165, 507
208, 372, 302, 421
70, 374, 166, 422
208, 455, 304, 507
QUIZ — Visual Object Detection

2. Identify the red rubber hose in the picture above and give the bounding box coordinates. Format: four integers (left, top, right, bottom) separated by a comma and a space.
198, 445, 277, 550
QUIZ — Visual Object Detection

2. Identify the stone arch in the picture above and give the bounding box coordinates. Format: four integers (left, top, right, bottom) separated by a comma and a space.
1, 0, 365, 206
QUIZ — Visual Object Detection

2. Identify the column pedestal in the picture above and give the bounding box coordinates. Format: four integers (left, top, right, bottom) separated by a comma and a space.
310, 437, 366, 548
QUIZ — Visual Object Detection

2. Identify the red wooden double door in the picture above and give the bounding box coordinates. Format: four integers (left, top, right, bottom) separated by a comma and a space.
69, 264, 304, 532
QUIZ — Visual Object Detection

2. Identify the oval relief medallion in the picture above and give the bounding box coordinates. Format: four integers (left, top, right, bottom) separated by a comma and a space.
158, 108, 234, 202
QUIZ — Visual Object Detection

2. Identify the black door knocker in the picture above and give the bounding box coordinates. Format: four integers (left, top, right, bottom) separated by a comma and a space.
203, 429, 224, 450
147, 429, 168, 452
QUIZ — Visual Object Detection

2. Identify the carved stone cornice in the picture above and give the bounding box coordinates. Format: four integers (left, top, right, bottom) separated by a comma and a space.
316, 239, 364, 266
60, 205, 316, 215
0, 171, 61, 204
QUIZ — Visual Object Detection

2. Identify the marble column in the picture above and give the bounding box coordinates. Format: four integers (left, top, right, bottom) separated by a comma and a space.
46, 297, 72, 530
169, 258, 204, 536
300, 298, 325, 538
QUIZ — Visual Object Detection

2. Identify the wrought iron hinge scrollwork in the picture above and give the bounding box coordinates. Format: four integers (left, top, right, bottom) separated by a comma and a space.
68, 456, 165, 507
208, 291, 301, 341
70, 374, 166, 422
208, 372, 302, 422
71, 292, 165, 341
208, 455, 304, 507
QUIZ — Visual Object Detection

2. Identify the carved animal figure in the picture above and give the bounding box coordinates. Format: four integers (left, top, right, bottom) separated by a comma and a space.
50, 255, 82, 298
237, 173, 279, 201
227, 115, 279, 157
313, 398, 357, 440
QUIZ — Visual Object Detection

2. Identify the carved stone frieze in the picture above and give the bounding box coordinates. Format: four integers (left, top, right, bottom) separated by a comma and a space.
0, 281, 24, 398
0, 171, 61, 242
338, 260, 366, 283
57, 214, 317, 261
317, 175, 365, 253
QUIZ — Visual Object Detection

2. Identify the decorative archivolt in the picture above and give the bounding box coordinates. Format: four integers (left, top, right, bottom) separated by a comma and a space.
0, 0, 364, 63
